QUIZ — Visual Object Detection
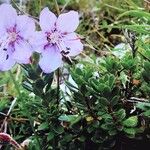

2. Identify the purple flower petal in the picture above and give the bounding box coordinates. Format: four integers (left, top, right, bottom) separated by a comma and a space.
40, 7, 57, 31
39, 46, 62, 73
56, 11, 79, 33
64, 39, 83, 56
63, 32, 77, 40
1, 58, 15, 71
0, 4, 17, 30
0, 53, 15, 71
63, 33, 83, 56
12, 41, 32, 64
16, 15, 35, 39
31, 31, 47, 53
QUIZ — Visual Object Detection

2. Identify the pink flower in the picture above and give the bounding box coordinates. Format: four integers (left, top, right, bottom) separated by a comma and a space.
33, 7, 83, 73
0, 4, 35, 71
0, 133, 21, 149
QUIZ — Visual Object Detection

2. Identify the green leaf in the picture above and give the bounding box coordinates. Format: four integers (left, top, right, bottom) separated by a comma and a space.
44, 73, 54, 92
47, 132, 54, 141
101, 123, 115, 130
98, 83, 106, 92
27, 69, 39, 80
136, 102, 150, 110
89, 79, 99, 91
22, 81, 33, 92
108, 129, 117, 136
58, 114, 78, 122
111, 96, 119, 106
123, 128, 136, 136
104, 74, 109, 82
0, 99, 9, 111
123, 116, 138, 127
65, 81, 78, 92
144, 61, 150, 72
143, 71, 150, 83
62, 134, 72, 142
117, 10, 150, 21
98, 97, 110, 106
78, 136, 86, 142
87, 126, 94, 133
75, 68, 82, 75
34, 79, 45, 90
102, 86, 112, 98
115, 109, 126, 121
144, 110, 150, 117
119, 72, 129, 87
109, 74, 115, 88
38, 122, 49, 131
53, 126, 64, 134
92, 120, 100, 128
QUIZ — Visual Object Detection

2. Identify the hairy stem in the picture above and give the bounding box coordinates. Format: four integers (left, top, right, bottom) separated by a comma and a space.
56, 68, 60, 105
54, 0, 60, 105
54, 0, 60, 15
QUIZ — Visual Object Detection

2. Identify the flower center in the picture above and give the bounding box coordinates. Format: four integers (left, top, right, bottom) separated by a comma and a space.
9, 32, 18, 43
47, 31, 61, 44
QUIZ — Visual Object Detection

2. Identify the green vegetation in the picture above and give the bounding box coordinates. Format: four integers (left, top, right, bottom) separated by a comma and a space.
0, 0, 150, 149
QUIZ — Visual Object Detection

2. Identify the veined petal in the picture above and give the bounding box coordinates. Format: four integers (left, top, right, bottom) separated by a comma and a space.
63, 32, 79, 41
62, 32, 83, 56
12, 41, 32, 64
64, 39, 83, 56
0, 58, 15, 71
56, 11, 79, 33
39, 46, 62, 73
16, 15, 35, 39
40, 7, 57, 31
0, 51, 15, 71
31, 31, 47, 53
0, 4, 17, 30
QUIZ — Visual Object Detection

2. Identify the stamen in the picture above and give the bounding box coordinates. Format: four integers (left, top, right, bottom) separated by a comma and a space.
66, 47, 70, 51
47, 31, 61, 44
47, 36, 51, 42
61, 50, 70, 55
6, 54, 9, 60
3, 48, 7, 51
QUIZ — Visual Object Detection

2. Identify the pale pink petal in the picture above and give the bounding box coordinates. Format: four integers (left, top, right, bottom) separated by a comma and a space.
58, 33, 79, 53
62, 33, 83, 56
64, 39, 83, 56
39, 46, 62, 73
63, 32, 79, 41
56, 11, 79, 33
0, 57, 16, 71
40, 7, 57, 31
31, 31, 47, 53
0, 4, 17, 30
16, 15, 35, 39
0, 50, 15, 71
0, 49, 7, 62
58, 41, 67, 52
12, 41, 32, 64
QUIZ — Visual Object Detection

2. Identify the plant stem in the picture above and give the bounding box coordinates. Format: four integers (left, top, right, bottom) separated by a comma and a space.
39, 0, 42, 11
54, 0, 60, 105
108, 105, 122, 129
8, 70, 21, 97
54, 0, 60, 15
84, 96, 97, 119
56, 68, 60, 105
